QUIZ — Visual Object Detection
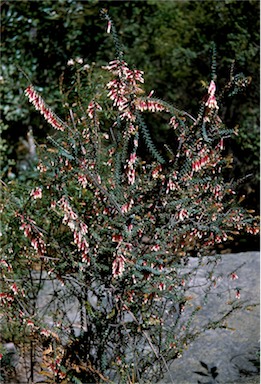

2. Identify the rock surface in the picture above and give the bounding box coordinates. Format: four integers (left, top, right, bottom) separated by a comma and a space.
158, 252, 260, 384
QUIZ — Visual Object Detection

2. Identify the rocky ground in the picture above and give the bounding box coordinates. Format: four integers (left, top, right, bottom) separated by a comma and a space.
158, 252, 260, 384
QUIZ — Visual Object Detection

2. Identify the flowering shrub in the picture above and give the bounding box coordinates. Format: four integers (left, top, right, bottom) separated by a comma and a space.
0, 11, 259, 384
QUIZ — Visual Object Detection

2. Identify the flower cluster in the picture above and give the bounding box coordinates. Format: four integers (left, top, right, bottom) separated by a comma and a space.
77, 174, 88, 188
205, 80, 219, 110
104, 60, 170, 125
0, 259, 12, 273
0, 292, 14, 306
135, 98, 167, 113
121, 198, 134, 214
166, 171, 179, 194
18, 214, 46, 256
57, 196, 90, 263
184, 140, 223, 176
125, 152, 137, 185
25, 85, 65, 131
104, 60, 144, 114
30, 187, 42, 199
87, 100, 102, 119
151, 164, 163, 179
177, 208, 189, 221
112, 252, 126, 278
192, 153, 210, 173
169, 116, 179, 129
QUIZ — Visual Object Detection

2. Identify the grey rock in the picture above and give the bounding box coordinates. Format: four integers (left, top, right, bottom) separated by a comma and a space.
2, 343, 19, 368
158, 252, 260, 384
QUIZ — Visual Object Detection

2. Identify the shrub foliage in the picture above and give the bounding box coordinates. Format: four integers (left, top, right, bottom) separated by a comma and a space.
0, 10, 259, 384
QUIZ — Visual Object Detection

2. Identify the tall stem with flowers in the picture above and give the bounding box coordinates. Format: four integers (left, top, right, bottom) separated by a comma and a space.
0, 11, 259, 384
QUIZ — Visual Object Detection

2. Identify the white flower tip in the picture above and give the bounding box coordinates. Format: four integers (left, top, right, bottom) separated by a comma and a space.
107, 21, 112, 34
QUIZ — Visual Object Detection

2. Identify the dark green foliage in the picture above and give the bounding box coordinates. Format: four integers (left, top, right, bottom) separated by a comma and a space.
135, 111, 165, 164
1, 1, 259, 208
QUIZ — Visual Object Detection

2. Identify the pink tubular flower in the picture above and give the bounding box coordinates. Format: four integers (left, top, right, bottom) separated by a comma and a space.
30, 187, 42, 200
87, 101, 102, 119
129, 153, 136, 165
218, 138, 224, 150
58, 196, 78, 223
112, 254, 125, 278
25, 86, 65, 131
40, 329, 51, 337
26, 319, 36, 328
152, 165, 162, 179
82, 253, 90, 264
10, 283, 18, 295
79, 237, 89, 252
192, 155, 210, 173
169, 116, 179, 129
158, 282, 166, 291
58, 372, 67, 380
31, 237, 46, 256
78, 174, 88, 188
231, 273, 239, 280
127, 167, 135, 185
79, 221, 88, 235
215, 235, 222, 244
133, 69, 144, 83
103, 59, 127, 72
24, 319, 38, 329
192, 159, 200, 172
107, 20, 112, 33
205, 95, 219, 110
20, 222, 32, 237
135, 99, 166, 113
104, 60, 144, 113
151, 244, 160, 252
213, 184, 222, 200
178, 209, 189, 221
0, 260, 9, 268
107, 82, 129, 110
58, 196, 89, 261
245, 226, 259, 235
121, 198, 134, 214
125, 153, 137, 185
18, 215, 47, 256
112, 234, 123, 243
208, 80, 216, 96
166, 179, 176, 194
0, 292, 14, 304
205, 80, 219, 110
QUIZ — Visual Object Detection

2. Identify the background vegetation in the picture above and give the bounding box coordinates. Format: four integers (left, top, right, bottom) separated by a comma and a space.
1, 0, 259, 235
